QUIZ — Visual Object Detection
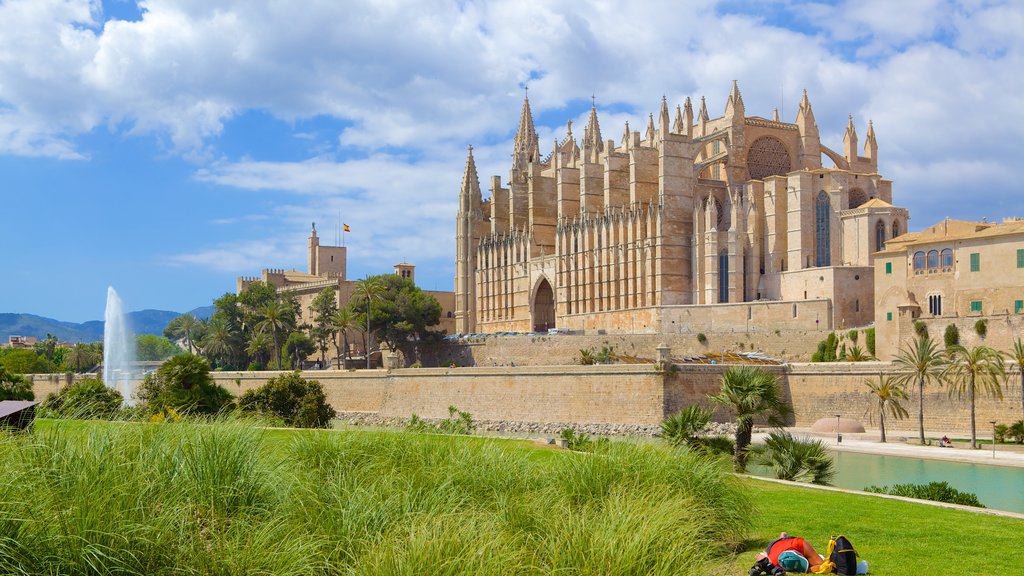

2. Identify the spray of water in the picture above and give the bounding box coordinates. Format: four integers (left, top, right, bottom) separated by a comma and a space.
103, 287, 137, 405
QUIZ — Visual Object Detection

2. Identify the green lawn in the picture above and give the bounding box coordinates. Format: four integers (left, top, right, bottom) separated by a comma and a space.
17, 419, 1023, 576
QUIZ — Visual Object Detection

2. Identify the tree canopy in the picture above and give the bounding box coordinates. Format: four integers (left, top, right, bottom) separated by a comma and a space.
346, 274, 443, 363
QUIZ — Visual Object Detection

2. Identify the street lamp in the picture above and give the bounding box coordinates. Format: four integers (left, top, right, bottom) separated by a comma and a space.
990, 420, 997, 459
835, 414, 842, 444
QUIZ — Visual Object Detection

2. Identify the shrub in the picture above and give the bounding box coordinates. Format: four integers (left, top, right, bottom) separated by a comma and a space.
595, 345, 615, 364
811, 333, 839, 362
660, 405, 712, 448
696, 333, 708, 345
864, 481, 985, 507
247, 361, 264, 371
44, 378, 123, 419
848, 330, 858, 343
750, 431, 835, 485
558, 427, 607, 452
0, 349, 55, 374
1008, 420, 1024, 444
405, 405, 476, 435
994, 423, 1009, 444
974, 318, 988, 338
913, 319, 928, 338
944, 324, 960, 348
578, 348, 596, 365
237, 371, 336, 428
865, 328, 876, 356
136, 354, 234, 415
0, 366, 33, 401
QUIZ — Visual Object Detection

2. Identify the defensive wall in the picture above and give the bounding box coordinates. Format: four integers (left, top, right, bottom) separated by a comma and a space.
27, 360, 1024, 434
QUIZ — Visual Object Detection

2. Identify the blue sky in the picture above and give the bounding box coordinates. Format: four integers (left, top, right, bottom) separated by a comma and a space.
2, 0, 1023, 322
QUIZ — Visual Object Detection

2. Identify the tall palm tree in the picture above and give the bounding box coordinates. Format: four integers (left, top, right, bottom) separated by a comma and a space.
864, 373, 909, 443
1011, 338, 1024, 422
255, 301, 294, 369
945, 344, 1006, 449
177, 313, 201, 354
353, 277, 384, 369
709, 366, 790, 472
65, 343, 99, 373
892, 334, 946, 445
201, 316, 238, 368
245, 332, 271, 369
331, 308, 357, 369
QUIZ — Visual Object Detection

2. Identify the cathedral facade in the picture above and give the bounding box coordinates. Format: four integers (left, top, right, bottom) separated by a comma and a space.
455, 83, 908, 335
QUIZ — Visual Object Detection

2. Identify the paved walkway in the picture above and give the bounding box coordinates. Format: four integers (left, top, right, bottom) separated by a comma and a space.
767, 428, 1024, 468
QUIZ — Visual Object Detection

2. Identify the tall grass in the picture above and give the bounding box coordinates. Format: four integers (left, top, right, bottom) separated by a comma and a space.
0, 421, 750, 575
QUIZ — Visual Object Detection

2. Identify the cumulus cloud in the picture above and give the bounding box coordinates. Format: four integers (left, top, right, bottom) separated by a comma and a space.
3, 0, 1024, 286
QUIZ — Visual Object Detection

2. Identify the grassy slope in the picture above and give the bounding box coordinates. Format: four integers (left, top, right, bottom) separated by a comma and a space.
27, 420, 1024, 576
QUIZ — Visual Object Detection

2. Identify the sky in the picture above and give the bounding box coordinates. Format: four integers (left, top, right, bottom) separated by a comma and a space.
2, 0, 1023, 322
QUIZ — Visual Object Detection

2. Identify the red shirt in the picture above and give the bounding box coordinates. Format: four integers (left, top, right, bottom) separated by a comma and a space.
767, 537, 807, 565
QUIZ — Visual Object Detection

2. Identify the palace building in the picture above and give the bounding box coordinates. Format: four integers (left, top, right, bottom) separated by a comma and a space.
454, 83, 908, 335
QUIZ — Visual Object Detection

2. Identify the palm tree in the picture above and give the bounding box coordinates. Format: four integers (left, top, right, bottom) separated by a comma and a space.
864, 373, 909, 443
1011, 338, 1024, 422
255, 301, 294, 369
330, 308, 357, 369
945, 344, 1006, 449
892, 334, 946, 445
660, 404, 712, 447
352, 277, 384, 369
245, 332, 271, 369
65, 343, 99, 373
709, 366, 790, 472
201, 316, 238, 368
178, 313, 201, 354
750, 431, 835, 484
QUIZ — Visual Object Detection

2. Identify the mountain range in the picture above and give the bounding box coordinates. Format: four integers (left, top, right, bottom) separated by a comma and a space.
0, 306, 214, 344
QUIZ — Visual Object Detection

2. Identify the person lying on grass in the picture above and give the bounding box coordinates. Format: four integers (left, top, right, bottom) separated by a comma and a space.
755, 532, 824, 573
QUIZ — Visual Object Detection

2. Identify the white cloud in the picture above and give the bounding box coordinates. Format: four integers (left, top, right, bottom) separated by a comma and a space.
3, 0, 1024, 288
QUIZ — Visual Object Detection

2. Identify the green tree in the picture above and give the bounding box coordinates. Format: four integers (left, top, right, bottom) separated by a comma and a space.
202, 316, 240, 368
330, 308, 357, 369
255, 300, 295, 369
164, 313, 205, 354
945, 344, 1006, 449
136, 354, 233, 415
284, 331, 316, 369
310, 287, 338, 367
944, 324, 960, 349
63, 343, 101, 373
864, 373, 909, 443
0, 349, 55, 374
135, 334, 183, 361
32, 334, 58, 362
245, 332, 272, 370
349, 276, 385, 368
892, 334, 947, 445
237, 371, 336, 428
0, 366, 33, 401
347, 274, 442, 367
709, 366, 790, 472
1011, 338, 1024, 423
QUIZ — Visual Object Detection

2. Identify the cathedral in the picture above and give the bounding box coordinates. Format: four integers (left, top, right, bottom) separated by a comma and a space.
454, 82, 909, 335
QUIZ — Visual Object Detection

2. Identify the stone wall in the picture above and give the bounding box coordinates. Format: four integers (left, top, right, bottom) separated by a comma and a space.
27, 359, 1024, 435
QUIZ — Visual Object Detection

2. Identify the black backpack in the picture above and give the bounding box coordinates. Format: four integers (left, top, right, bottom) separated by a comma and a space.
827, 535, 858, 575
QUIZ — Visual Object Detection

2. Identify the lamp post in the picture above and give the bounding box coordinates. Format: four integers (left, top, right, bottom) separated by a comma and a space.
835, 414, 842, 444
990, 420, 997, 459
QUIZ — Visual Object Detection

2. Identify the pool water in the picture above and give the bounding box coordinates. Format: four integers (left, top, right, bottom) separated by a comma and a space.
827, 451, 1024, 513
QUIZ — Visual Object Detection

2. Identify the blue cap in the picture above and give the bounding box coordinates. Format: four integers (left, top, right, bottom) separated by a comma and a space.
778, 550, 809, 572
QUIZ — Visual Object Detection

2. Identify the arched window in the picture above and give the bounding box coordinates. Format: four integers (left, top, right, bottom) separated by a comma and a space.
927, 250, 939, 270
719, 250, 729, 303
875, 220, 886, 252
815, 192, 831, 266
747, 136, 792, 179
940, 248, 953, 269
913, 251, 926, 271
891, 220, 900, 238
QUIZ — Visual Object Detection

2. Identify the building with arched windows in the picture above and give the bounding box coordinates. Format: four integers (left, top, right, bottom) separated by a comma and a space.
873, 217, 1024, 359
455, 83, 909, 335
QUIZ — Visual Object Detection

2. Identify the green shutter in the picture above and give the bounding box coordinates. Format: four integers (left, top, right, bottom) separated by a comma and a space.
970, 300, 982, 313
970, 253, 980, 272
1016, 300, 1023, 314
886, 312, 892, 321
1018, 249, 1024, 268
885, 262, 892, 274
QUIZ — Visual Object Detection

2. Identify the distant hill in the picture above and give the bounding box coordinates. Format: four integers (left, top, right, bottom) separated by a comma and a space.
0, 307, 208, 343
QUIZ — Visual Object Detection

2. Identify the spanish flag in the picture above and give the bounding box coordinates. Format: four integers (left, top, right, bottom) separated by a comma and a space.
343, 224, 351, 232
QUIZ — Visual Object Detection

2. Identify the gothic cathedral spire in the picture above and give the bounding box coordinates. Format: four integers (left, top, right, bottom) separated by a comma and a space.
583, 98, 603, 162
513, 92, 539, 173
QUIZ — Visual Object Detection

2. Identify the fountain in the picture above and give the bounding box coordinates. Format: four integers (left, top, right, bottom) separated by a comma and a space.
103, 287, 137, 405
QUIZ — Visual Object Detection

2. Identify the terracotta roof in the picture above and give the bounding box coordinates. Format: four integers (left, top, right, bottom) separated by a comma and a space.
859, 198, 893, 208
